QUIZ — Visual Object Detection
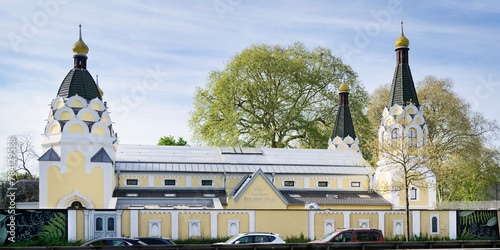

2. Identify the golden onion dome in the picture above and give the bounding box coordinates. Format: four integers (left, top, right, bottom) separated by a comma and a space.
395, 34, 409, 48
338, 81, 349, 92
72, 38, 89, 55
395, 21, 409, 48
98, 85, 103, 97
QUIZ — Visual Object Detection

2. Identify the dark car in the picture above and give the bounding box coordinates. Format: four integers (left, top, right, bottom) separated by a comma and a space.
81, 237, 146, 246
134, 237, 175, 245
309, 228, 385, 243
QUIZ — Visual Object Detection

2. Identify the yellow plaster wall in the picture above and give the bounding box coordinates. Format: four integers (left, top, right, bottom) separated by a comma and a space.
91, 103, 101, 111
256, 210, 307, 238
309, 177, 338, 189
420, 211, 449, 237
76, 210, 84, 241
178, 212, 211, 238
122, 176, 149, 187
398, 184, 430, 207
225, 175, 287, 209
138, 212, 172, 238
68, 124, 85, 133
46, 151, 105, 208
49, 124, 61, 134
81, 112, 95, 122
121, 210, 131, 237
351, 212, 379, 228
101, 116, 109, 125
217, 212, 250, 237
225, 177, 243, 194
275, 177, 304, 188
70, 100, 83, 108
385, 213, 412, 238
59, 111, 72, 120
191, 176, 223, 188
154, 176, 186, 187
313, 212, 344, 239
342, 178, 369, 189
93, 126, 106, 136
56, 101, 64, 109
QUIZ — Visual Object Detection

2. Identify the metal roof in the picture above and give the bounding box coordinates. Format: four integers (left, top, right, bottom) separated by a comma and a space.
280, 190, 391, 206
115, 145, 369, 175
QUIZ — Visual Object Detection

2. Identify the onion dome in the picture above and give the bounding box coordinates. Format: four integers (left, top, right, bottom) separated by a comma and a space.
338, 81, 349, 92
72, 25, 89, 55
395, 21, 409, 48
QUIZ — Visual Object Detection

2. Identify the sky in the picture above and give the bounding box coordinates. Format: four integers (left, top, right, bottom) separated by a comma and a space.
1, 0, 500, 173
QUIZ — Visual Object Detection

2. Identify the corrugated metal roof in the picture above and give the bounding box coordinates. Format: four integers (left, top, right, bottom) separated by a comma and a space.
280, 190, 391, 206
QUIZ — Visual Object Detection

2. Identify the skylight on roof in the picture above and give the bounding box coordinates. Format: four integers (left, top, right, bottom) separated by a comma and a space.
358, 194, 371, 199
203, 193, 216, 198
164, 193, 177, 197
289, 194, 302, 198
326, 194, 338, 199
126, 193, 138, 197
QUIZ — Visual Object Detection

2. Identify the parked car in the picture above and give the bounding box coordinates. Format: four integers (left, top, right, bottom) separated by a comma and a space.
215, 232, 286, 244
134, 237, 175, 245
309, 228, 385, 243
81, 237, 147, 246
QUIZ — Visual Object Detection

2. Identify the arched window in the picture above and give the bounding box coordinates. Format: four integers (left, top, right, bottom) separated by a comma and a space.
391, 128, 399, 140
107, 217, 115, 231
95, 217, 103, 231
409, 128, 417, 147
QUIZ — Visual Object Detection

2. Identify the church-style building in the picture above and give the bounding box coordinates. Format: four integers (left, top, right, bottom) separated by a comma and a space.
36, 24, 452, 241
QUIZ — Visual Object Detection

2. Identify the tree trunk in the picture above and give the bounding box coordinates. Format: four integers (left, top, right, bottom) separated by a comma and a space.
405, 179, 410, 242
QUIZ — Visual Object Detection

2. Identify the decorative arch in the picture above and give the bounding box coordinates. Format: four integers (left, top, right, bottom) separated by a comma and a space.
57, 189, 94, 209
54, 106, 76, 121
89, 98, 104, 111
91, 122, 110, 136
45, 120, 62, 135
67, 95, 87, 108
77, 107, 99, 122
51, 96, 65, 110
63, 120, 89, 133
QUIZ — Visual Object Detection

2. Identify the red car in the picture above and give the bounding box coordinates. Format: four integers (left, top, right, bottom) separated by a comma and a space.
310, 228, 385, 243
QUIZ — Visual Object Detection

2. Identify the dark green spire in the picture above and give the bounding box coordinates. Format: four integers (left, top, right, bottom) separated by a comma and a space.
386, 63, 419, 107
331, 83, 356, 140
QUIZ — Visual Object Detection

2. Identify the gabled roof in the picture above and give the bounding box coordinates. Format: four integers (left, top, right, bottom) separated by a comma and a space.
331, 104, 356, 140
91, 148, 113, 163
57, 68, 101, 100
38, 148, 61, 161
232, 169, 289, 205
387, 63, 419, 107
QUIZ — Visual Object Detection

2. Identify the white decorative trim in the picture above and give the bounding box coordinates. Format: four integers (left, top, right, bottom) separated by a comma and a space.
57, 189, 95, 209
148, 220, 162, 237
359, 219, 370, 228
67, 210, 76, 241
449, 211, 457, 239
430, 213, 440, 235
393, 220, 404, 236
130, 210, 139, 237
211, 212, 218, 238
344, 212, 351, 228
412, 211, 420, 238
324, 219, 335, 235
188, 220, 201, 237
227, 220, 240, 236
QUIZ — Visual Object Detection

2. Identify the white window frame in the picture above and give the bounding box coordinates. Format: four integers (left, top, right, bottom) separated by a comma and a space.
188, 220, 201, 237
163, 179, 177, 187
148, 219, 162, 237
125, 178, 140, 186
350, 181, 361, 188
393, 220, 404, 236
409, 186, 418, 201
283, 180, 297, 187
227, 220, 240, 237
317, 181, 330, 188
200, 179, 214, 187
324, 219, 335, 235
359, 219, 370, 228
430, 214, 440, 235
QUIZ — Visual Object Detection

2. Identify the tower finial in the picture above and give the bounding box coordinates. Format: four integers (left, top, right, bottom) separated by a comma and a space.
96, 74, 99, 85
79, 23, 82, 39
401, 21, 404, 36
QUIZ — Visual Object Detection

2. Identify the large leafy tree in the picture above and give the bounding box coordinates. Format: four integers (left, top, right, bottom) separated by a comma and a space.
190, 42, 369, 149
367, 75, 500, 201
158, 135, 188, 146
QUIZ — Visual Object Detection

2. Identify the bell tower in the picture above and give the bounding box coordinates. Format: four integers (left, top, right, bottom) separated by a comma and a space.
38, 25, 117, 209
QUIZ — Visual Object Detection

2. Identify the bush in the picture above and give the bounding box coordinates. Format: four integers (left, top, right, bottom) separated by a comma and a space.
285, 232, 309, 243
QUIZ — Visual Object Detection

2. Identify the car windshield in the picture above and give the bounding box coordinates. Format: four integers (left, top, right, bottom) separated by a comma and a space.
224, 235, 242, 243
319, 231, 340, 242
